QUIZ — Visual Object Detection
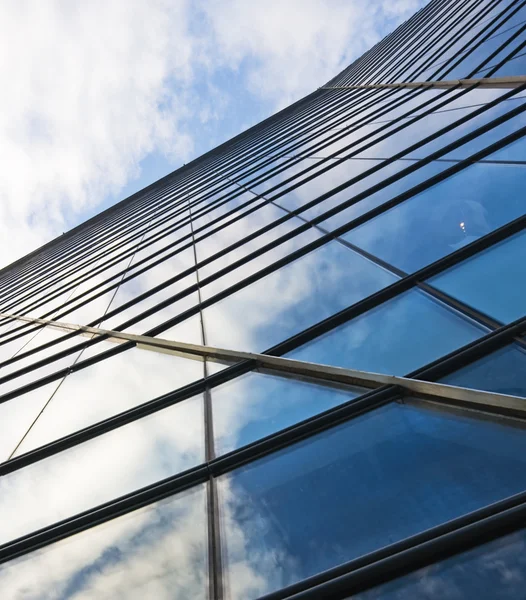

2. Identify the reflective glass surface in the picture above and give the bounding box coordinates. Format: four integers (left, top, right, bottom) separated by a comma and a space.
289, 289, 486, 375
0, 484, 208, 599
0, 395, 204, 545
211, 371, 365, 455
353, 527, 526, 600
219, 401, 526, 599
442, 343, 526, 397
430, 229, 526, 324
203, 241, 397, 352
15, 345, 204, 453
345, 162, 526, 273
0, 382, 58, 462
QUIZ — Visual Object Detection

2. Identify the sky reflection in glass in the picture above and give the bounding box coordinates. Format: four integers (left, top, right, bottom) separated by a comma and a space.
430, 229, 526, 324
0, 394, 204, 546
442, 343, 526, 397
352, 527, 526, 600
0, 484, 208, 599
289, 289, 486, 375
219, 401, 526, 599
211, 370, 365, 455
345, 162, 526, 273
203, 240, 397, 352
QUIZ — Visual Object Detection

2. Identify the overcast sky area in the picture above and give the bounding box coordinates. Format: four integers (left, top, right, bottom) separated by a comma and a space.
0, 0, 423, 269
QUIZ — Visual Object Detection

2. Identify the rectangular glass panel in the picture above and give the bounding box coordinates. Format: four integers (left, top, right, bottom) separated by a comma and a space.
441, 342, 526, 397
15, 345, 204, 453
0, 483, 208, 599
345, 162, 526, 273
203, 241, 397, 352
0, 394, 203, 545
289, 289, 486, 376
211, 370, 365, 454
430, 229, 526, 324
219, 401, 526, 599
0, 382, 58, 462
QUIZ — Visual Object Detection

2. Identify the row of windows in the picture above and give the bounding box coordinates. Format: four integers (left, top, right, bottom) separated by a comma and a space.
1, 0, 526, 598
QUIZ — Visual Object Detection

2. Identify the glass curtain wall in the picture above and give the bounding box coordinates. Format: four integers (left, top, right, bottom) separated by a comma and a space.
1, 0, 526, 598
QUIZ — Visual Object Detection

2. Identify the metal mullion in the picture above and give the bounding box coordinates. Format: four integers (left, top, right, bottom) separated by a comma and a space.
484, 24, 526, 76
244, 178, 505, 337
395, 0, 493, 83
3, 302, 526, 485
0, 190, 199, 319
191, 198, 224, 600
403, 0, 506, 82
2, 84, 524, 392
3, 345, 526, 575
378, 0, 481, 85
256, 477, 526, 599
342, 0, 451, 86
0, 192, 169, 301
429, 0, 525, 80
0, 81, 322, 283
89, 91, 526, 343
361, 0, 468, 86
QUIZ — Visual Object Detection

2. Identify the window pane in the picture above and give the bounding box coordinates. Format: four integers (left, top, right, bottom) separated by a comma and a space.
211, 371, 366, 455
430, 229, 526, 324
442, 343, 526, 397
345, 162, 526, 273
203, 241, 397, 352
15, 345, 204, 453
352, 527, 526, 600
0, 394, 203, 545
0, 484, 208, 600
289, 289, 485, 376
0, 383, 58, 462
218, 401, 526, 599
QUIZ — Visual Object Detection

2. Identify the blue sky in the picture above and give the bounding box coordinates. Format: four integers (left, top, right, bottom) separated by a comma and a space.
0, 0, 423, 268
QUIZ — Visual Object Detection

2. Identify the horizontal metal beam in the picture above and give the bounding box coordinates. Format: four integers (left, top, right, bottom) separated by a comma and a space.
323, 75, 526, 91
3, 311, 526, 420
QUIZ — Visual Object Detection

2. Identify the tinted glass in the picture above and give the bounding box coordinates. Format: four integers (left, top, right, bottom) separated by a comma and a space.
219, 401, 526, 599
430, 229, 526, 324
203, 241, 397, 352
289, 289, 485, 375
353, 527, 526, 600
0, 484, 208, 599
345, 162, 526, 273
442, 343, 526, 397
211, 371, 365, 454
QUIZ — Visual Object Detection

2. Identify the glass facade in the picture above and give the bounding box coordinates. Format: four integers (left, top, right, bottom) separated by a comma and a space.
1, 1, 526, 598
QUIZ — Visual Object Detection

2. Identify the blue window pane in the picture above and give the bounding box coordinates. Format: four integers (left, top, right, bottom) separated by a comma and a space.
353, 527, 526, 600
0, 484, 208, 599
442, 343, 526, 397
289, 289, 485, 376
440, 14, 526, 80
211, 371, 366, 455
345, 162, 526, 273
203, 241, 397, 353
430, 229, 526, 324
218, 402, 526, 599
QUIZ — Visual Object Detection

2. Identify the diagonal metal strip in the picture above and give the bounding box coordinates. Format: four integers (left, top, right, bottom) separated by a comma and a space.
323, 75, 526, 90
2, 311, 525, 418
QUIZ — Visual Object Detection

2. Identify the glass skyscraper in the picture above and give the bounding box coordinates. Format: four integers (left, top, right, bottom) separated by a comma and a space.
0, 0, 526, 597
